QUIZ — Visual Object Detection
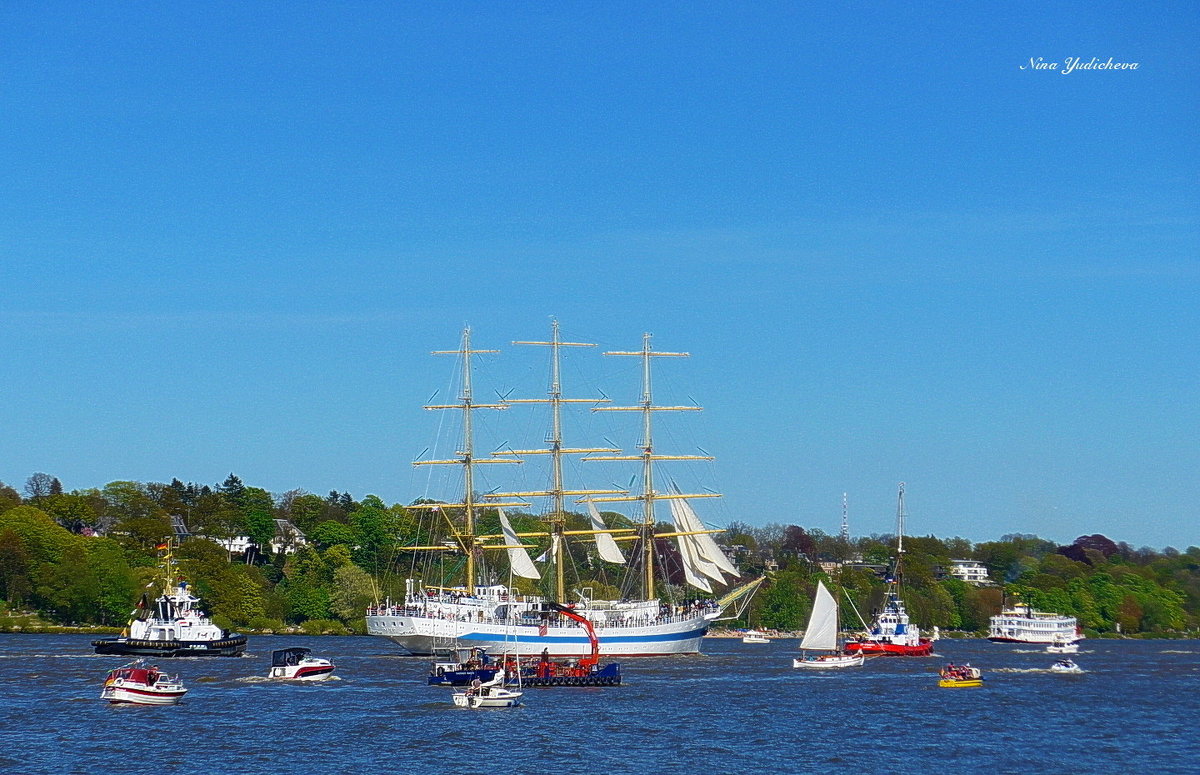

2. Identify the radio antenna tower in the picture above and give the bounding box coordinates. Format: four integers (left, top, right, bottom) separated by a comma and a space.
840, 492, 849, 542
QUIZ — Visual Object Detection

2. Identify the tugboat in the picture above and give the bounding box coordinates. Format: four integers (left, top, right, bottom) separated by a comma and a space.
100, 660, 188, 705
92, 540, 247, 657
937, 663, 983, 688
267, 647, 336, 681
842, 485, 934, 657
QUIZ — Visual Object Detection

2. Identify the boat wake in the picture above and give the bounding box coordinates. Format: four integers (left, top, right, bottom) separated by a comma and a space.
234, 675, 342, 684
994, 667, 1087, 674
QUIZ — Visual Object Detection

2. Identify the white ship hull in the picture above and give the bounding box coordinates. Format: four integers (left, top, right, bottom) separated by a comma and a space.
367, 611, 714, 657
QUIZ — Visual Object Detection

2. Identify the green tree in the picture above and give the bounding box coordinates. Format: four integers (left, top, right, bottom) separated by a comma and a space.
0, 528, 33, 605
330, 564, 376, 621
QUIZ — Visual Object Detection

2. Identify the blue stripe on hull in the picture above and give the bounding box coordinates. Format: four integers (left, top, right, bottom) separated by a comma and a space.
455, 627, 709, 645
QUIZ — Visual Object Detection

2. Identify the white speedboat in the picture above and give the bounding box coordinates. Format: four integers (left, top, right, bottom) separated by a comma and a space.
267, 647, 336, 681
452, 671, 523, 708
1050, 658, 1082, 674
742, 630, 770, 644
101, 661, 187, 705
1046, 634, 1079, 654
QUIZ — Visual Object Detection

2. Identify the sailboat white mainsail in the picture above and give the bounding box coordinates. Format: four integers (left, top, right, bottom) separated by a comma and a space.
798, 580, 839, 651
586, 501, 626, 565
793, 580, 864, 669
498, 508, 541, 580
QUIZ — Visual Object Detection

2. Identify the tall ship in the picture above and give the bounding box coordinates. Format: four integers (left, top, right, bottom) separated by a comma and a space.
842, 483, 935, 656
366, 324, 761, 657
93, 541, 247, 657
988, 602, 1081, 644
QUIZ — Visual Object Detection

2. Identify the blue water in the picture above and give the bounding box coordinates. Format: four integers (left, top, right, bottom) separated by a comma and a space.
1, 635, 1197, 774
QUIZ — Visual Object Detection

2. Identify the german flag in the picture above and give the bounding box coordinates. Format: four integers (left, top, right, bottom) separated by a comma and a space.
155, 542, 169, 550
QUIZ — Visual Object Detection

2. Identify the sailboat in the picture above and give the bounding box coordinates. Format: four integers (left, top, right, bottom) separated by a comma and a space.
365, 325, 763, 657
842, 483, 934, 656
792, 580, 864, 668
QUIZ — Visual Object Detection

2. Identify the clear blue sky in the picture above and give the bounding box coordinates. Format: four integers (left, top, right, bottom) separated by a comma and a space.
2, 3, 1196, 548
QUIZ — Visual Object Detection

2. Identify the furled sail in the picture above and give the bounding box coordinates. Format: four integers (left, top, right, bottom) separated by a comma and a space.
673, 518, 713, 593
799, 580, 839, 652
670, 505, 727, 585
586, 501, 626, 565
497, 508, 541, 580
669, 482, 740, 579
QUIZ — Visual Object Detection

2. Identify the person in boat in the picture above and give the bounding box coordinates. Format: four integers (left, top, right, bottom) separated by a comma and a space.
147, 666, 159, 686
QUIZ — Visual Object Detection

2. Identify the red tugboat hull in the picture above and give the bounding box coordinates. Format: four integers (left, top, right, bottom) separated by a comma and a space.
843, 639, 934, 656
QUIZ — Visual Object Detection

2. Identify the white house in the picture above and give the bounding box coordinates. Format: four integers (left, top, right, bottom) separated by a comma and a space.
948, 559, 990, 584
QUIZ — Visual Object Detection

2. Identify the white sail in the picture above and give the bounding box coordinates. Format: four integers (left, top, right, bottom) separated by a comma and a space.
586, 501, 626, 565
668, 497, 718, 591
676, 530, 713, 593
670, 483, 740, 579
498, 509, 541, 580
799, 580, 839, 652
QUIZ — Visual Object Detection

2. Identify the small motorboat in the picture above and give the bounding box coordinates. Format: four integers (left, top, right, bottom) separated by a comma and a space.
429, 647, 502, 686
1050, 658, 1082, 674
1046, 635, 1079, 654
101, 661, 187, 705
938, 663, 983, 688
742, 630, 770, 644
452, 671, 523, 709
268, 647, 336, 681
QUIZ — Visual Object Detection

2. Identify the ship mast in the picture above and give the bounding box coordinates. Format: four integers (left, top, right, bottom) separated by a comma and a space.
412, 328, 525, 594
891, 482, 906, 587
489, 319, 622, 602
588, 333, 718, 601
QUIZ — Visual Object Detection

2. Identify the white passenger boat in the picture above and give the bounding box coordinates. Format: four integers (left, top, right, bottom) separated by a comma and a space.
100, 661, 187, 705
988, 602, 1081, 645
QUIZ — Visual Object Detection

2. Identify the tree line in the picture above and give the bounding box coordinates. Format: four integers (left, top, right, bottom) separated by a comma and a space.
0, 474, 1196, 636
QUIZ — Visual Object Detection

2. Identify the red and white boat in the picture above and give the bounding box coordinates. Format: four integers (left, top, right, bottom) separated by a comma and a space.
842, 484, 935, 657
100, 661, 187, 705
268, 647, 336, 681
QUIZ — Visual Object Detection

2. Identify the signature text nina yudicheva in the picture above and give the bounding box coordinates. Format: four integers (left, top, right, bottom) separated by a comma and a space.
1022, 56, 1139, 74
